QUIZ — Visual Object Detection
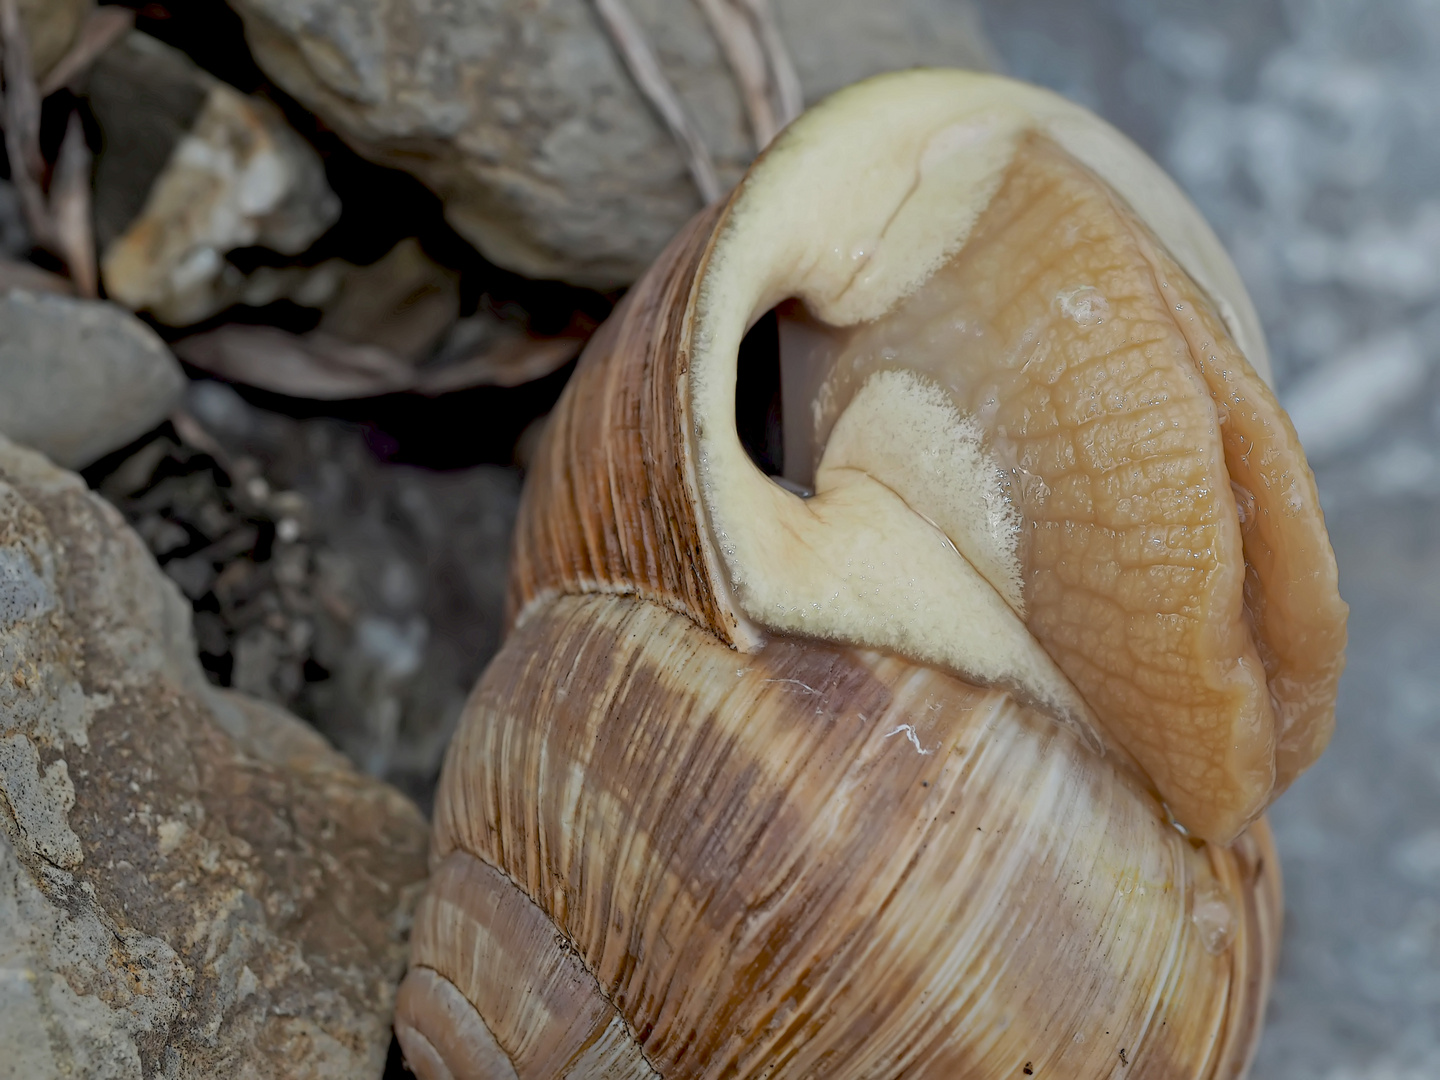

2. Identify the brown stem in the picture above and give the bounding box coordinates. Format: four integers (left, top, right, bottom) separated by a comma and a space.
51, 110, 96, 296
39, 6, 136, 97
0, 0, 55, 249
740, 0, 802, 128
692, 0, 801, 150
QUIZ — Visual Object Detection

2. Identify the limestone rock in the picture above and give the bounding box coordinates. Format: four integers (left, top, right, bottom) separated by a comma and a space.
229, 0, 996, 287
0, 435, 429, 1078
87, 31, 340, 325
0, 290, 185, 469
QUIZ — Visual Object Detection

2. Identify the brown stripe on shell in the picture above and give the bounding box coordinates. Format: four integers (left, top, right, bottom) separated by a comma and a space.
506, 203, 744, 644
430, 593, 1276, 1079
407, 848, 659, 1079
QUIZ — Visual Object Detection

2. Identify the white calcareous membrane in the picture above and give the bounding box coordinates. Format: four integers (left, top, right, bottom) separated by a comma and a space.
818, 369, 1025, 614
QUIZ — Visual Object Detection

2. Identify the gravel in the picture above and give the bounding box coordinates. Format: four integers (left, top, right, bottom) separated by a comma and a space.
92, 380, 520, 810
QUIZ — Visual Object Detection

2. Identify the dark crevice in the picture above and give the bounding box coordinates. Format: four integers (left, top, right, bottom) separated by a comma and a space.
735, 310, 784, 477
174, 359, 581, 470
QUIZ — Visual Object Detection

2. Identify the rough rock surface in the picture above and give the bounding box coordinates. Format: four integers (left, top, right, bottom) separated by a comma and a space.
88, 31, 340, 325
0, 435, 429, 1077
0, 290, 185, 469
97, 379, 521, 807
229, 0, 996, 286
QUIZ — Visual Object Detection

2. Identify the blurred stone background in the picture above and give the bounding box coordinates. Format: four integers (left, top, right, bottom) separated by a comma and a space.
972, 1, 1440, 1076
1, 0, 1433, 1075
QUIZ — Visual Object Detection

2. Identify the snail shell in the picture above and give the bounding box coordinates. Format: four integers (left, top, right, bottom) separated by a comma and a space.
399, 70, 1345, 1079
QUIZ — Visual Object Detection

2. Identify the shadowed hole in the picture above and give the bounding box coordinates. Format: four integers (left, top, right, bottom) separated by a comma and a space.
735, 309, 784, 478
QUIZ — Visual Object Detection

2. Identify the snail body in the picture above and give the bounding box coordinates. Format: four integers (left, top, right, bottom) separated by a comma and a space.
399, 71, 1346, 1079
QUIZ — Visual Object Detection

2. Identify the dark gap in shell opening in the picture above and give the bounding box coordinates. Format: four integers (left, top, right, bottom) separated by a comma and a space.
735, 308, 786, 481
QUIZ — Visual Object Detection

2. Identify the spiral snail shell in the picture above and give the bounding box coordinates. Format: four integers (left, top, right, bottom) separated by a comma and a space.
397, 70, 1346, 1079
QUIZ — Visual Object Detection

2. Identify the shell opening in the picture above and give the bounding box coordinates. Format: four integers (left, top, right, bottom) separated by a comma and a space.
735, 309, 786, 482
700, 71, 1345, 844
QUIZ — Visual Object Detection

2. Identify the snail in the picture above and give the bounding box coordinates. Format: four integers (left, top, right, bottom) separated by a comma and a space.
396, 70, 1347, 1079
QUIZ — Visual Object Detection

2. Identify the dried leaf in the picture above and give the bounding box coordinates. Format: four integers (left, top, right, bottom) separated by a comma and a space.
175, 326, 418, 400
415, 335, 583, 394
51, 110, 96, 297
176, 323, 587, 400
0, 0, 53, 248
590, 0, 722, 203
317, 239, 460, 363
0, 255, 74, 294
38, 6, 135, 97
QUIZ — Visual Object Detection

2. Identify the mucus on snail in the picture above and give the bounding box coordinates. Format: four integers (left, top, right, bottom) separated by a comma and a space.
396, 70, 1347, 1079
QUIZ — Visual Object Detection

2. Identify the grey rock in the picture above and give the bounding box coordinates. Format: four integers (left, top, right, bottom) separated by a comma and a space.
0, 435, 429, 1078
87, 32, 341, 325
229, 0, 996, 287
0, 290, 185, 469
86, 30, 215, 256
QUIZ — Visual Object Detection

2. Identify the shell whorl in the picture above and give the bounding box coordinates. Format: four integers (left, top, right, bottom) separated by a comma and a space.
401, 595, 1281, 1079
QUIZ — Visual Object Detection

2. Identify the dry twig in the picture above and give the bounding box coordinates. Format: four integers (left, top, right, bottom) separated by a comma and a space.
175, 324, 587, 400
588, 0, 802, 202
692, 0, 802, 150
169, 409, 240, 474
0, 256, 74, 294
744, 0, 802, 127
52, 111, 97, 296
0, 0, 101, 291
0, 0, 54, 248
39, 6, 136, 96
589, 0, 722, 203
